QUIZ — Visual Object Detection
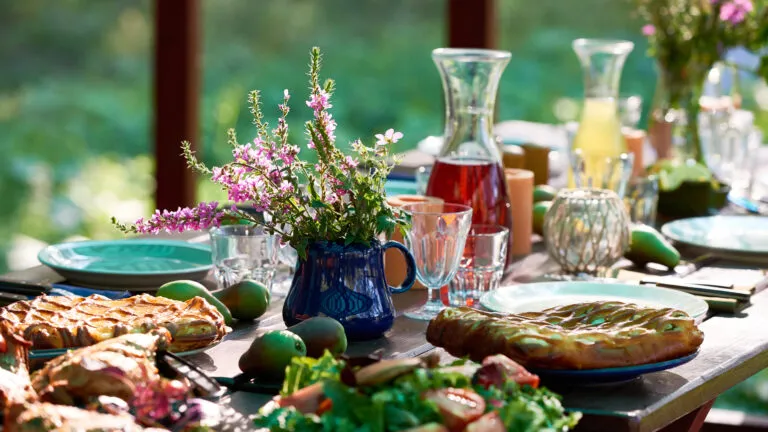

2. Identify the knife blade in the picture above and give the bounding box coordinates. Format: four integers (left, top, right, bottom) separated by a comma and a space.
640, 279, 751, 302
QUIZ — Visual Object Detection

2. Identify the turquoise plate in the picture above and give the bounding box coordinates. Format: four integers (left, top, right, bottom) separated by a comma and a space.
38, 240, 212, 290
528, 350, 699, 385
661, 215, 768, 256
480, 281, 708, 322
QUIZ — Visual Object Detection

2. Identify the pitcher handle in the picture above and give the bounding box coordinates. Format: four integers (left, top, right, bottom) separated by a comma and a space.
382, 241, 416, 294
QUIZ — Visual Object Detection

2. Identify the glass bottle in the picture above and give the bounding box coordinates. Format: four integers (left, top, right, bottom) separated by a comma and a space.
569, 39, 634, 187
426, 48, 513, 270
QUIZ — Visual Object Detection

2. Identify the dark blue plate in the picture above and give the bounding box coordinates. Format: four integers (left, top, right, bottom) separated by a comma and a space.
528, 351, 699, 385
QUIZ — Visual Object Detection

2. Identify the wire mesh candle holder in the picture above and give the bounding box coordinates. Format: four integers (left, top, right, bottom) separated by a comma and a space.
543, 188, 630, 278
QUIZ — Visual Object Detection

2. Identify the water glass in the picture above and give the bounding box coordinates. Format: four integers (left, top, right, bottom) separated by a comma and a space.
570, 149, 634, 199
209, 225, 280, 291
624, 176, 659, 226
447, 225, 509, 308
401, 202, 472, 321
543, 188, 630, 277
415, 165, 432, 195
618, 95, 643, 129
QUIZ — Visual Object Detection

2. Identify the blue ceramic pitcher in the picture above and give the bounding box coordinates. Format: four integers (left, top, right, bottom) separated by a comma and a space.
283, 239, 416, 340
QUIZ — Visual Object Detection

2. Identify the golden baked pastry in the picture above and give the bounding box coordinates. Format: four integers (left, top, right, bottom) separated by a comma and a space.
0, 294, 228, 352
31, 330, 171, 405
426, 302, 704, 370
7, 403, 166, 432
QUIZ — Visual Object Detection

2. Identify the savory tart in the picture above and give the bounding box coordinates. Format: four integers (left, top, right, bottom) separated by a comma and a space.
426, 302, 704, 370
0, 294, 228, 352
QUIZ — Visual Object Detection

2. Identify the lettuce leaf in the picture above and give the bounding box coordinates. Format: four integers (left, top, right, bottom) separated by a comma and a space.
280, 351, 345, 396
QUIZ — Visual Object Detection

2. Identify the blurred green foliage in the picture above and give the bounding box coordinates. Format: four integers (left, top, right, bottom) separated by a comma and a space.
0, 0, 767, 416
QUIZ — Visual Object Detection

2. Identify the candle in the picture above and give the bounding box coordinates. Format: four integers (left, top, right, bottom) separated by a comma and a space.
502, 144, 525, 169
521, 143, 550, 185
504, 169, 534, 257
623, 128, 646, 177
385, 195, 443, 289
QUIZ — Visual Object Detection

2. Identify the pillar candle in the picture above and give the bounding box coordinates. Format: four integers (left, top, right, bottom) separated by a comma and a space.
502, 144, 525, 169
521, 143, 550, 186
385, 195, 443, 289
623, 128, 646, 177
504, 169, 534, 257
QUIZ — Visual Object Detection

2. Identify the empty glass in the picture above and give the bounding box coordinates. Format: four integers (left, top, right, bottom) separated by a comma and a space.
401, 202, 473, 320
447, 224, 509, 308
618, 95, 643, 129
624, 176, 659, 226
570, 149, 634, 199
415, 165, 432, 195
209, 225, 280, 291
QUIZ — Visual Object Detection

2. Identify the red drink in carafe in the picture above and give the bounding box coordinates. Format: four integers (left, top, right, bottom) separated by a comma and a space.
426, 156, 513, 269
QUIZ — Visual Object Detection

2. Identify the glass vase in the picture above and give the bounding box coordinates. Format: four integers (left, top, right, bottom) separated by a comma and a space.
426, 48, 514, 271
569, 39, 634, 187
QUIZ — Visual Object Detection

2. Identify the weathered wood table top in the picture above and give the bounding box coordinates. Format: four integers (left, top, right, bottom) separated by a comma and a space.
3, 233, 768, 432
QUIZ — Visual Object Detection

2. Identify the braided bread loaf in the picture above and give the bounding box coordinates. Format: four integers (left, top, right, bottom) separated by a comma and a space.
426, 302, 704, 370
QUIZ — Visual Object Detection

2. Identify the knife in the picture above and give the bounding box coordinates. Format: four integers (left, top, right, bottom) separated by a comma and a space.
0, 279, 51, 296
729, 193, 764, 215
640, 279, 751, 302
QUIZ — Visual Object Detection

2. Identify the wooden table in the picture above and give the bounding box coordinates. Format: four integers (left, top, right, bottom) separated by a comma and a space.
3, 236, 768, 432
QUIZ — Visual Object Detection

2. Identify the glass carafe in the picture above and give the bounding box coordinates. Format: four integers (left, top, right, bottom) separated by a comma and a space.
569, 39, 634, 187
426, 48, 513, 270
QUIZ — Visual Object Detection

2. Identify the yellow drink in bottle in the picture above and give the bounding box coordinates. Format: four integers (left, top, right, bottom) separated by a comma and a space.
568, 98, 627, 189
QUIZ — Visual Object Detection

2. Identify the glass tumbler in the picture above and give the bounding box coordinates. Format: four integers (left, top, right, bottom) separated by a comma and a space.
543, 188, 630, 277
570, 149, 634, 199
209, 225, 280, 291
624, 175, 659, 226
447, 224, 509, 308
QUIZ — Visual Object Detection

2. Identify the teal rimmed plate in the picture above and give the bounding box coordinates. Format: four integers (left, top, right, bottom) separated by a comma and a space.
38, 240, 212, 290
528, 350, 699, 385
480, 281, 708, 322
661, 215, 768, 257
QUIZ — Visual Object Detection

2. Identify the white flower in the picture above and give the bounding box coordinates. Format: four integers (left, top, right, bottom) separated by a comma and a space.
375, 128, 404, 146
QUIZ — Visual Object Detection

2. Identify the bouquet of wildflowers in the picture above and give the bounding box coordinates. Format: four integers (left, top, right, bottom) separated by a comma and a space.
634, 0, 768, 163
114, 47, 408, 259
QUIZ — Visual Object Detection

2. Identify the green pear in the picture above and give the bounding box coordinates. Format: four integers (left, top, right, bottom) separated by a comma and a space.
625, 225, 681, 269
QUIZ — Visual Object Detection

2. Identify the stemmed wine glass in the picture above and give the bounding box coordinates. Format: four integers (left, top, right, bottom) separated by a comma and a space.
401, 202, 473, 320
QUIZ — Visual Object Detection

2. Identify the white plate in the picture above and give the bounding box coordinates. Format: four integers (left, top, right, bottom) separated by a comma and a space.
661, 216, 768, 256
480, 281, 708, 321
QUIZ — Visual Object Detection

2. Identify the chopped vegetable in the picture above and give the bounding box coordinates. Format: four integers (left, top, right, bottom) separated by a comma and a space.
254, 354, 581, 431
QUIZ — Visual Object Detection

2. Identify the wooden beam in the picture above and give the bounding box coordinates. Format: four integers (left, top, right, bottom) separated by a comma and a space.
153, 0, 200, 210
447, 0, 496, 49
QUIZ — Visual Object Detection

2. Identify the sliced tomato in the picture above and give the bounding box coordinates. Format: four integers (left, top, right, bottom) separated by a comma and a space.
276, 382, 325, 414
463, 411, 505, 432
315, 398, 333, 416
476, 354, 540, 389
423, 388, 486, 432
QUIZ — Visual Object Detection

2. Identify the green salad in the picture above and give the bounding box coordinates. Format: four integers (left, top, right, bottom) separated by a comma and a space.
254, 352, 580, 432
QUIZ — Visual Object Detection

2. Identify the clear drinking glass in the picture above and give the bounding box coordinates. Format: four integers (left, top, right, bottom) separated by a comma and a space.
624, 175, 659, 226
415, 165, 432, 195
209, 225, 280, 291
401, 202, 473, 320
447, 224, 509, 308
618, 95, 643, 129
570, 149, 634, 199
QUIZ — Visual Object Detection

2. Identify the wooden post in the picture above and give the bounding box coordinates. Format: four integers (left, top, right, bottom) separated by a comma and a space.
153, 0, 200, 210
447, 0, 496, 49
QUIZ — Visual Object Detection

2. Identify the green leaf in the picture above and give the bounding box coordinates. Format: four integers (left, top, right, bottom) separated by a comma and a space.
310, 199, 329, 209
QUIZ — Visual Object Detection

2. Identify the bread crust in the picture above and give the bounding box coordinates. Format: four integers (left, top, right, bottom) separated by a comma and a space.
0, 294, 228, 352
426, 302, 704, 370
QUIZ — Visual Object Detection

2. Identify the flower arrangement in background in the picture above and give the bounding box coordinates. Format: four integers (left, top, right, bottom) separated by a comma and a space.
634, 0, 768, 164
113, 47, 408, 259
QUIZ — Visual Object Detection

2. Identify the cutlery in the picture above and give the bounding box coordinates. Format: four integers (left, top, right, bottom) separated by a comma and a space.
639, 278, 751, 302
673, 254, 720, 279
157, 351, 227, 399
728, 193, 764, 215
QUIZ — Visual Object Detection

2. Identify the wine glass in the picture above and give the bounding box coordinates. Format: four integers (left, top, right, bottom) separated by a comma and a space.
401, 202, 473, 320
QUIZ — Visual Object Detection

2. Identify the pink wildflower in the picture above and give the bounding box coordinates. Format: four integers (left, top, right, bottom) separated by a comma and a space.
341, 155, 359, 172
720, 0, 753, 24
306, 90, 332, 112
642, 24, 655, 36
132, 202, 224, 234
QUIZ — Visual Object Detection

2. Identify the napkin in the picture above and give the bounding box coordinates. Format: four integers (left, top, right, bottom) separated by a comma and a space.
48, 284, 132, 300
